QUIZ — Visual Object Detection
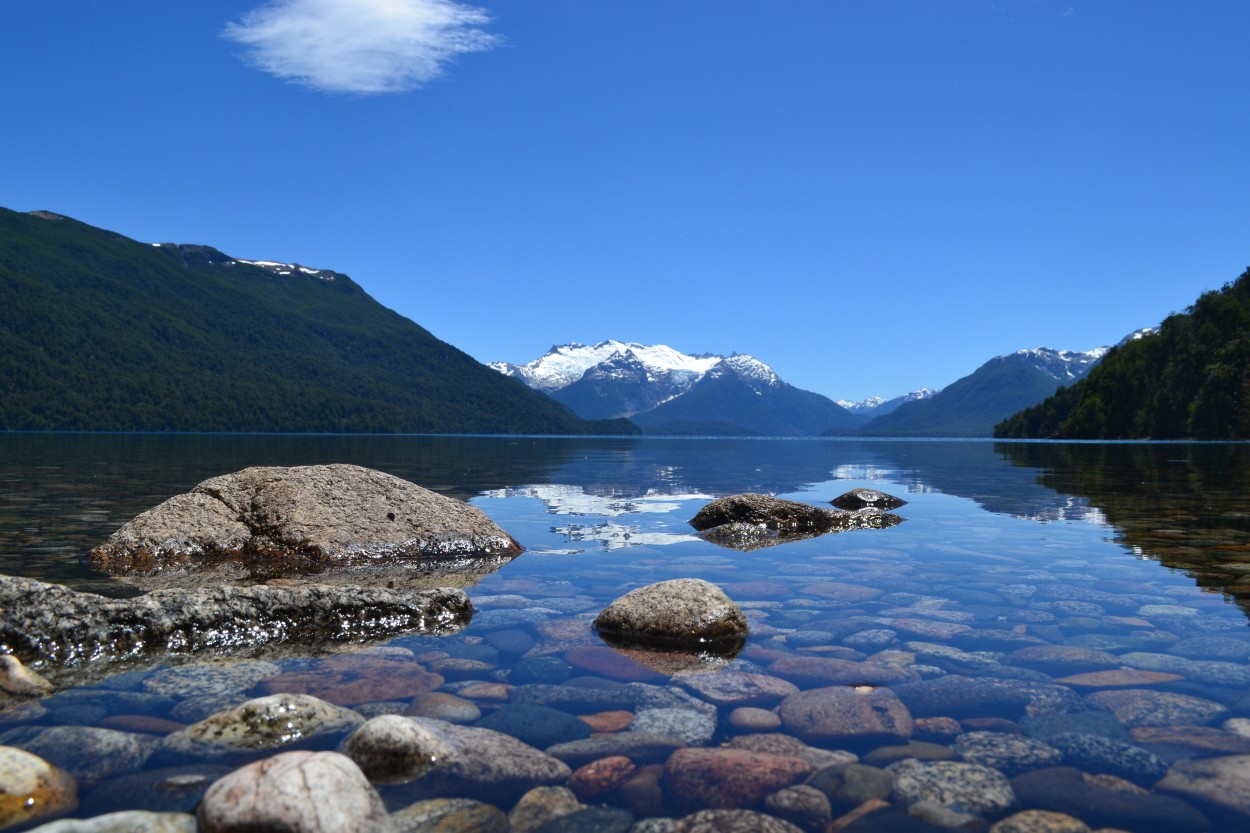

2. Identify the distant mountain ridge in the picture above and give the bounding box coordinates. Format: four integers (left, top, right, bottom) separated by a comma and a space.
838, 388, 939, 418
492, 341, 860, 435
0, 208, 633, 434
853, 345, 1113, 437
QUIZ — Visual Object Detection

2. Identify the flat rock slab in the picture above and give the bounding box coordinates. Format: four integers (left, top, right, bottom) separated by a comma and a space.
0, 575, 470, 683
88, 464, 521, 576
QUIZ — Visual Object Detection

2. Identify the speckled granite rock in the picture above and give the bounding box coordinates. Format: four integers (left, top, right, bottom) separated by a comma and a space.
88, 464, 521, 574
593, 579, 748, 648
25, 811, 197, 832
158, 693, 364, 761
887, 759, 1018, 817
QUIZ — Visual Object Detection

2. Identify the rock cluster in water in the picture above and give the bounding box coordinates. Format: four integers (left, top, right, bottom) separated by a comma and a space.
689, 492, 903, 550
87, 464, 522, 576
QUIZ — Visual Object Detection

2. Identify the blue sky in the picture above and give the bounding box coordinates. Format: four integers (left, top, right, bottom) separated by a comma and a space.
3, 1, 1248, 402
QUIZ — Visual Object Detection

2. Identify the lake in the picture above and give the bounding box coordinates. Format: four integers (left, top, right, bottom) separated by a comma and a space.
2, 434, 1250, 830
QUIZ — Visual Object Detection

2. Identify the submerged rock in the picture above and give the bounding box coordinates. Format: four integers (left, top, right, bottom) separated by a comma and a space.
0, 575, 471, 682
0, 745, 78, 829
593, 579, 748, 650
690, 493, 902, 550
88, 464, 522, 577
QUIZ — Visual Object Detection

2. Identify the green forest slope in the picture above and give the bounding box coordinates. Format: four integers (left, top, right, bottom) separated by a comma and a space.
0, 208, 634, 434
995, 268, 1250, 439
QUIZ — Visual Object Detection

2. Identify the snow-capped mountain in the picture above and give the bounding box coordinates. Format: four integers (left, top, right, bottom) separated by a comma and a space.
837, 388, 939, 417
489, 340, 719, 393
492, 341, 859, 435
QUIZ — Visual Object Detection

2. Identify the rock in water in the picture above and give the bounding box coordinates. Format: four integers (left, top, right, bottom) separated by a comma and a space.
88, 464, 522, 575
593, 579, 748, 649
830, 488, 907, 511
196, 750, 394, 833
689, 493, 902, 550
0, 575, 470, 681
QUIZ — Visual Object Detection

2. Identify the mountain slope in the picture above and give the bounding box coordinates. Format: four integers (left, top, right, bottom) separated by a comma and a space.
0, 208, 632, 434
549, 350, 687, 419
855, 347, 1108, 437
490, 340, 719, 393
630, 355, 862, 436
995, 269, 1250, 439
838, 388, 939, 418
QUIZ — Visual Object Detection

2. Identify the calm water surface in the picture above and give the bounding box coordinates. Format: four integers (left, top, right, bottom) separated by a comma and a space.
2, 434, 1249, 829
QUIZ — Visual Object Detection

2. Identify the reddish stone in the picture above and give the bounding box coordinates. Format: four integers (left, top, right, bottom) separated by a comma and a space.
579, 711, 635, 733
1130, 725, 1250, 754
457, 682, 512, 702
569, 755, 637, 799
1057, 668, 1183, 687
664, 747, 812, 811
257, 656, 444, 705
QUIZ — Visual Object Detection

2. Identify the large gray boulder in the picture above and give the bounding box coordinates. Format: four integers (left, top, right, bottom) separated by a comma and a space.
88, 464, 522, 576
0, 575, 471, 684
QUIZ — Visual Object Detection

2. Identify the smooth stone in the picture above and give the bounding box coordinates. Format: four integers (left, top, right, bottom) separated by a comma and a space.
1118, 652, 1250, 687
340, 715, 570, 803
13, 726, 155, 788
989, 809, 1091, 833
196, 750, 393, 833
862, 741, 954, 766
1010, 767, 1208, 833
569, 756, 637, 799
25, 812, 197, 832
1085, 689, 1229, 727
883, 618, 972, 641
1168, 636, 1250, 661
678, 671, 797, 707
1130, 724, 1250, 754
800, 582, 885, 602
159, 694, 363, 761
887, 759, 1017, 816
404, 692, 481, 724
767, 656, 908, 687
546, 733, 686, 767
592, 579, 748, 648
168, 693, 249, 725
727, 707, 782, 732
629, 708, 716, 746
765, 784, 833, 829
1054, 668, 1183, 688
473, 703, 592, 748
894, 675, 1083, 719
1048, 733, 1168, 785
671, 808, 804, 833
907, 799, 979, 828
779, 685, 912, 744
953, 731, 1063, 777
390, 798, 508, 833
508, 786, 583, 833
581, 711, 635, 733
1156, 753, 1250, 820
143, 661, 281, 698
79, 765, 230, 815
483, 628, 535, 656
531, 806, 634, 833
0, 655, 54, 697
0, 745, 78, 829
664, 747, 812, 811
844, 629, 898, 650
256, 653, 445, 705
1018, 712, 1131, 744
620, 764, 667, 819
564, 646, 666, 682
727, 733, 857, 769
805, 762, 894, 809
1006, 646, 1120, 675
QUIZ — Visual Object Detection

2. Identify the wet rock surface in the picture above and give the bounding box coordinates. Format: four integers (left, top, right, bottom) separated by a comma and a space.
88, 464, 522, 575
0, 575, 472, 684
593, 579, 748, 649
688, 493, 902, 550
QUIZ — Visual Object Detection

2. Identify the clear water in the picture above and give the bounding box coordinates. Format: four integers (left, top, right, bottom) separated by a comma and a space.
2, 434, 1249, 829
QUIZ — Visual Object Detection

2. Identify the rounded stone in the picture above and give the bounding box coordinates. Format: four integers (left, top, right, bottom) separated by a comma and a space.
764, 784, 832, 828
989, 810, 1091, 833
143, 661, 281, 699
678, 670, 797, 707
404, 692, 481, 724
159, 694, 363, 760
671, 808, 805, 833
23, 811, 198, 832
1085, 688, 1229, 728
1157, 753, 1250, 820
197, 751, 392, 832
569, 755, 637, 799
390, 798, 507, 833
953, 731, 1063, 777
778, 685, 913, 743
593, 579, 748, 648
664, 747, 812, 812
0, 745, 78, 829
728, 707, 782, 732
887, 759, 1017, 817
14, 726, 155, 788
508, 786, 584, 833
629, 708, 716, 746
805, 762, 893, 809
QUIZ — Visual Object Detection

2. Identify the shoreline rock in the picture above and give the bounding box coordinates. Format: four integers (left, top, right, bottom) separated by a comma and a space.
87, 464, 522, 577
0, 575, 471, 684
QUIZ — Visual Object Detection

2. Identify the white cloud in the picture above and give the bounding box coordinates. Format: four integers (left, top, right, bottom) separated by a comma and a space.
224, 0, 500, 94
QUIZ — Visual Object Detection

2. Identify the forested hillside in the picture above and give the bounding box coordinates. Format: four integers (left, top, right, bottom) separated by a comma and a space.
0, 208, 633, 435
995, 269, 1250, 439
